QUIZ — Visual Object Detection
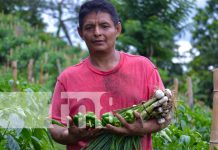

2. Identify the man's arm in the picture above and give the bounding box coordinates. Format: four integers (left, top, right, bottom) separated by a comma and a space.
105, 112, 171, 136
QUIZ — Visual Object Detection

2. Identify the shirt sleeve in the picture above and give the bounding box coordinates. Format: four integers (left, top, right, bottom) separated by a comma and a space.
50, 80, 68, 125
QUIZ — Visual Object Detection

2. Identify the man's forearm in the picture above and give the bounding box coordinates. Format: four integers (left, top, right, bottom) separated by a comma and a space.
48, 125, 79, 145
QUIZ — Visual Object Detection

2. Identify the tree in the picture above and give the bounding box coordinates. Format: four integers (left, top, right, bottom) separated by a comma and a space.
0, 0, 46, 29
110, 0, 194, 81
0, 0, 83, 45
42, 0, 81, 46
189, 0, 218, 106
0, 13, 87, 88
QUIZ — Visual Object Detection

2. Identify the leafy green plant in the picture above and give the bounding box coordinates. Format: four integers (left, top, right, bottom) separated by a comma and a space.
0, 78, 55, 150
0, 127, 55, 150
152, 101, 211, 149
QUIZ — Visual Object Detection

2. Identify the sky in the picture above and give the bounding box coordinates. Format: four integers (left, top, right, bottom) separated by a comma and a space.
42, 0, 208, 63
173, 0, 207, 63
172, 0, 208, 72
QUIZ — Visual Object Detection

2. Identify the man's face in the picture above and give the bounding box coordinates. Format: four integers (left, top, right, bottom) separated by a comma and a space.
78, 12, 121, 54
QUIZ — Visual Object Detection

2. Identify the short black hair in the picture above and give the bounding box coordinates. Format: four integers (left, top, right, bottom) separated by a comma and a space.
78, 0, 120, 28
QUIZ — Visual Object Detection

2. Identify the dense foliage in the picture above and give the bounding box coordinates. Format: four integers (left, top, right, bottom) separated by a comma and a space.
0, 0, 214, 149
0, 75, 55, 150
0, 13, 87, 89
189, 0, 218, 106
153, 101, 211, 149
110, 0, 194, 81
0, 0, 46, 29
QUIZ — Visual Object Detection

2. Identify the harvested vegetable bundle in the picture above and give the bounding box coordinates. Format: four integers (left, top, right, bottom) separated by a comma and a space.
81, 89, 174, 150
51, 89, 174, 150
71, 111, 102, 129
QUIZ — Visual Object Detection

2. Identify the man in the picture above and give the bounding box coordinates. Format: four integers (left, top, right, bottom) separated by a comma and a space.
49, 0, 171, 149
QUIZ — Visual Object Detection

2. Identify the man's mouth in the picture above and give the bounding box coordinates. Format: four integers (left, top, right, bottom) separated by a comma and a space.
93, 40, 105, 44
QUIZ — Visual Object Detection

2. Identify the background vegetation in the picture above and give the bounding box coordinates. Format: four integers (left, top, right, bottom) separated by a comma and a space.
0, 0, 216, 149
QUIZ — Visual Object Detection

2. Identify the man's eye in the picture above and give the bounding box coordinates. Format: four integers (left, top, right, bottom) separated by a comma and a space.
102, 24, 109, 29
85, 26, 93, 30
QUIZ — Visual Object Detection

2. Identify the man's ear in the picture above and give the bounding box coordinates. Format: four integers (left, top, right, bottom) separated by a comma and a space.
115, 22, 122, 38
77, 27, 84, 40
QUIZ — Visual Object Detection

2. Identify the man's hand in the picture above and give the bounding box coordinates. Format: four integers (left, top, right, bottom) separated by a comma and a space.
67, 116, 105, 141
49, 116, 106, 145
105, 111, 171, 137
105, 111, 146, 136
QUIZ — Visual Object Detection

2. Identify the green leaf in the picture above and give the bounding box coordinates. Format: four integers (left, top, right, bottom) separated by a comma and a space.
51, 119, 65, 127
180, 135, 191, 145
15, 128, 23, 138
31, 136, 42, 150
32, 128, 45, 140
6, 135, 20, 150
44, 129, 55, 149
20, 128, 32, 142
159, 130, 172, 142
180, 120, 186, 130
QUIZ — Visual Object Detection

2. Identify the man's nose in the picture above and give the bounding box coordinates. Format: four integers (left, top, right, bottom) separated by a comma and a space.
94, 26, 101, 36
